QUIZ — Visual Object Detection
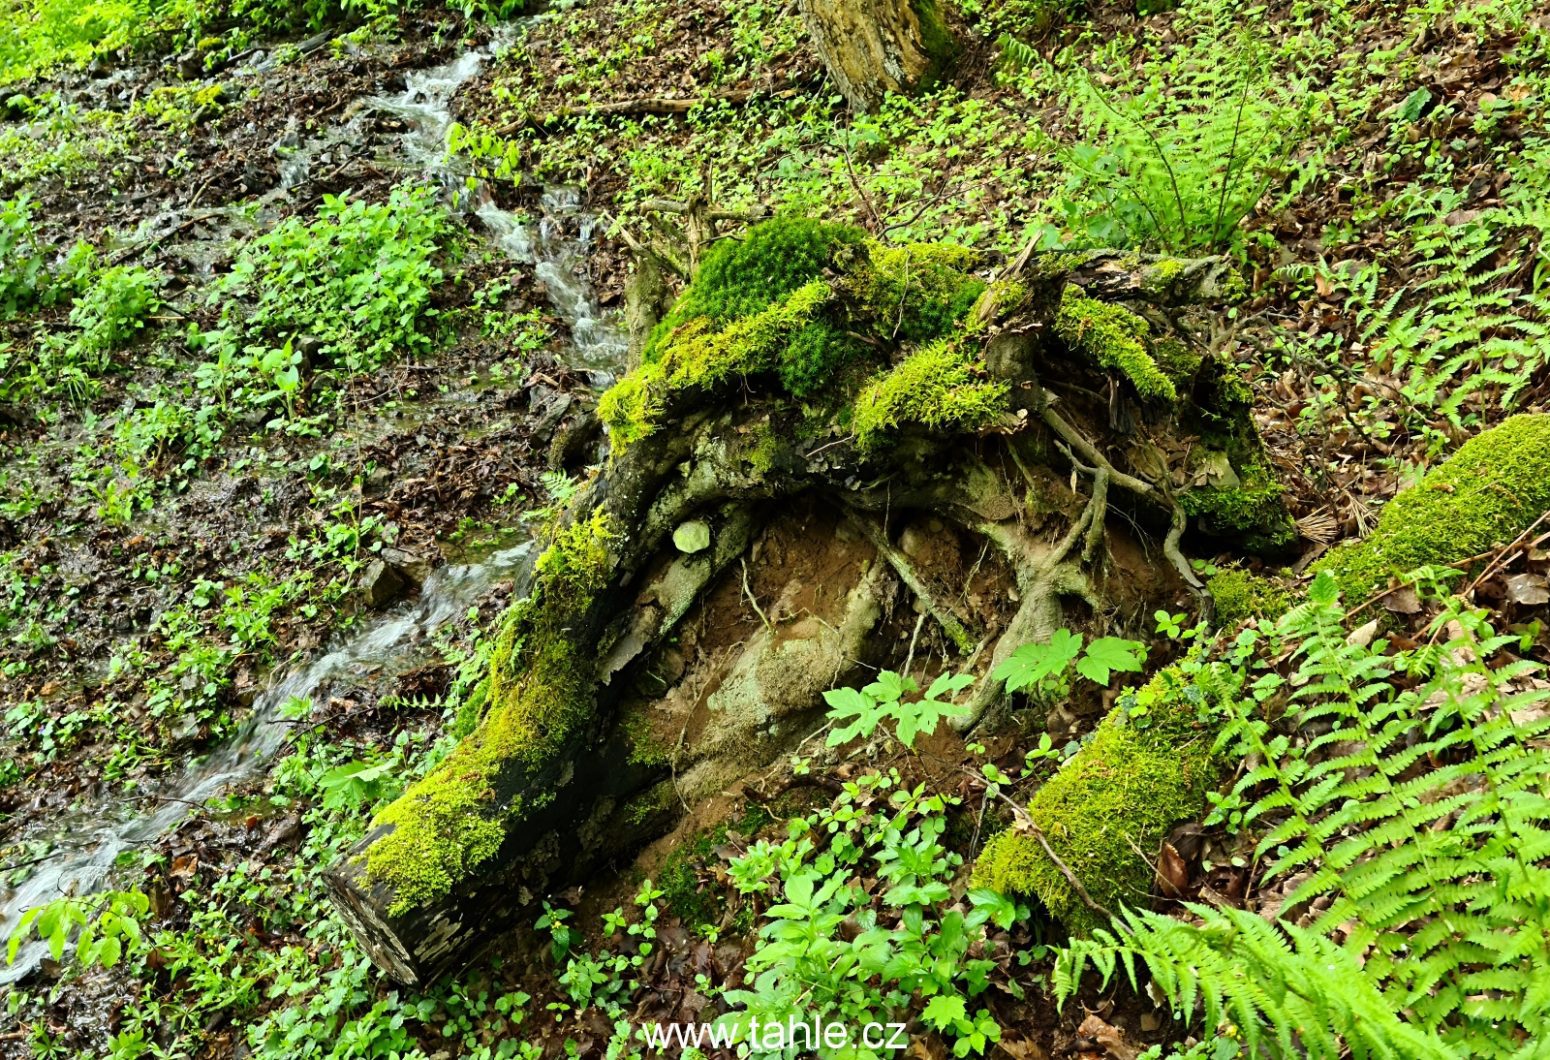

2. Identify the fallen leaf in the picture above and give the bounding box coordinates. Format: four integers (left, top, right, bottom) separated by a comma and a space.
1156, 841, 1189, 899
1076, 1014, 1138, 1060
1505, 573, 1549, 606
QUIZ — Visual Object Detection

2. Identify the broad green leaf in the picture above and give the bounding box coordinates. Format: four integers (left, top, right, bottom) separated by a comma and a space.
921, 993, 967, 1031
993, 629, 1084, 692
1075, 636, 1146, 686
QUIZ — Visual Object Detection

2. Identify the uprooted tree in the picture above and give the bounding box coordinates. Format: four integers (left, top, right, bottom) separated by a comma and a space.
325, 216, 1296, 984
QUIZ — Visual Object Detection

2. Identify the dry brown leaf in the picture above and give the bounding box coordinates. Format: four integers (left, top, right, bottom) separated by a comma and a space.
1076, 1014, 1139, 1060
1156, 841, 1190, 899
1505, 572, 1550, 606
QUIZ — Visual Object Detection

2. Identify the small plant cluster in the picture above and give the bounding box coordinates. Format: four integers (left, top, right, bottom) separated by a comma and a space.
717, 770, 1025, 1057
195, 184, 452, 430
1044, 38, 1316, 254
1056, 571, 1550, 1056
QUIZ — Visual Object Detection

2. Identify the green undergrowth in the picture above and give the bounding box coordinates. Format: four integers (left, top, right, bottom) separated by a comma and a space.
196, 183, 453, 426
0, 0, 436, 86
980, 415, 1550, 945
1056, 576, 1550, 1056
363, 512, 614, 913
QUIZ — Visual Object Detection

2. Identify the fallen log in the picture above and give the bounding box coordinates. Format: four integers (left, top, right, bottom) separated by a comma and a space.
326, 217, 1289, 983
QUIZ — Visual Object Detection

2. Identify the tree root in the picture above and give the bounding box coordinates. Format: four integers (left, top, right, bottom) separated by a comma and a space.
844, 510, 978, 655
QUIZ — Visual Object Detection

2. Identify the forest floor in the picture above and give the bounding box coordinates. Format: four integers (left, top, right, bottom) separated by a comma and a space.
1, 0, 1548, 1056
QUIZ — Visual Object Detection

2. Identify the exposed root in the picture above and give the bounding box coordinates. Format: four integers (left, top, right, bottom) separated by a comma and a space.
845, 509, 978, 655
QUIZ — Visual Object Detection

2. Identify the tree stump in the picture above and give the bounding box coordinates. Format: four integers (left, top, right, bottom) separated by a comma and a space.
798, 0, 959, 111
326, 218, 1287, 984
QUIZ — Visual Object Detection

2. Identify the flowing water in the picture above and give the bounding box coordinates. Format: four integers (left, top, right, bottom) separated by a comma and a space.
0, 21, 625, 982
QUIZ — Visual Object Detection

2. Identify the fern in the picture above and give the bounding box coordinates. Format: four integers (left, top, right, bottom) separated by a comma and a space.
1339, 147, 1550, 423
1055, 572, 1550, 1056
1049, 36, 1315, 254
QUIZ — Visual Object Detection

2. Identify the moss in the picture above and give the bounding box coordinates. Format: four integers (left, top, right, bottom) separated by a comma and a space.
1179, 466, 1296, 552
619, 702, 672, 769
1312, 414, 1550, 602
1150, 337, 1203, 386
851, 341, 1010, 452
972, 665, 1218, 934
911, 0, 959, 77
1141, 256, 1188, 294
599, 280, 833, 450
1054, 286, 1177, 402
848, 242, 986, 344
362, 512, 615, 913
646, 215, 866, 354
658, 804, 773, 927
1207, 568, 1292, 626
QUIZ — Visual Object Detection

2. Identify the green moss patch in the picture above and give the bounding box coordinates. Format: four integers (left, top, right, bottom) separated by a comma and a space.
1207, 568, 1292, 626
1179, 465, 1296, 553
1313, 414, 1550, 602
972, 666, 1218, 935
1054, 286, 1177, 402
362, 512, 615, 913
601, 217, 993, 452
851, 341, 1010, 452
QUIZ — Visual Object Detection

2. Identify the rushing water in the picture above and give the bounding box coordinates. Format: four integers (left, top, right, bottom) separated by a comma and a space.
0, 21, 625, 983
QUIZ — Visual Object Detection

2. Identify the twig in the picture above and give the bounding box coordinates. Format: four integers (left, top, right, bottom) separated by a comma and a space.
902, 611, 926, 679
741, 557, 772, 631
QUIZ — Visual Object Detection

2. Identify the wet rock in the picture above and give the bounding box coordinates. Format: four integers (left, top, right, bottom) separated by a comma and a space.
380, 547, 432, 586
673, 520, 712, 554
363, 466, 394, 495
360, 558, 408, 609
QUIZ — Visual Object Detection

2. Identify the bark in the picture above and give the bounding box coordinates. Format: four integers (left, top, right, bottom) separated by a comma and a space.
798, 0, 958, 111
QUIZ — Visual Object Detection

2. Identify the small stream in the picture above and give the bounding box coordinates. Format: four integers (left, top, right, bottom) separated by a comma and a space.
0, 20, 624, 983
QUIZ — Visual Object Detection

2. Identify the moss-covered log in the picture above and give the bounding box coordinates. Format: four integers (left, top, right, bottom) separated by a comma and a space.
972, 413, 1550, 935
327, 217, 1284, 983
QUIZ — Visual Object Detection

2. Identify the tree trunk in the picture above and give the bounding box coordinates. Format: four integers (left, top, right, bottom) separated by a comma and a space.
798, 0, 958, 111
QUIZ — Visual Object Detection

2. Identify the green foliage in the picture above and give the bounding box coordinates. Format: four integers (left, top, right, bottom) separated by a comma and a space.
1049, 43, 1314, 254
824, 670, 973, 748
0, 0, 440, 86
1335, 149, 1550, 423
993, 629, 1147, 698
7, 890, 150, 970
1056, 574, 1550, 1055
0, 194, 47, 317
850, 341, 1009, 452
68, 263, 163, 358
198, 185, 450, 423
848, 242, 986, 344
718, 771, 1016, 1057
1177, 466, 1295, 553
